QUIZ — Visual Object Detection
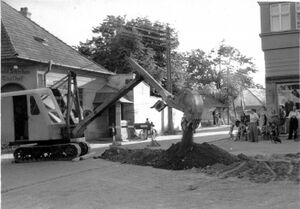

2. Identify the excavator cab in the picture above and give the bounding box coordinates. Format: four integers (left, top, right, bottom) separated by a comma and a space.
1, 88, 88, 163
1, 88, 65, 145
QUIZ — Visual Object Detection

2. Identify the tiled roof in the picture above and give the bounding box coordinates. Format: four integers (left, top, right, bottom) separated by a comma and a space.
1, 1, 113, 75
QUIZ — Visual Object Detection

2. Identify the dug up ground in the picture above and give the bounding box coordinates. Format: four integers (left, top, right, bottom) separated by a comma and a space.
2, 130, 300, 209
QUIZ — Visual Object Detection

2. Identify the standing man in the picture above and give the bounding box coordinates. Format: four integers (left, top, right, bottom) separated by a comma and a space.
279, 105, 286, 134
287, 105, 299, 140
248, 109, 259, 142
259, 107, 268, 141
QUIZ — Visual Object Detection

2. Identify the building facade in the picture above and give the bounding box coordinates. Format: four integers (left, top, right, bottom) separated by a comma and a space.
133, 81, 183, 134
258, 1, 300, 115
1, 2, 132, 143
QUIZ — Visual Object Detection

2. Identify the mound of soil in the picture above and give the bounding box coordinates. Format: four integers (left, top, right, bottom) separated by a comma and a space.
97, 143, 300, 183
99, 142, 239, 170
201, 153, 300, 183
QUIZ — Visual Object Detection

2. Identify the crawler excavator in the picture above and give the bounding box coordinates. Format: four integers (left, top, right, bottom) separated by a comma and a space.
2, 57, 203, 163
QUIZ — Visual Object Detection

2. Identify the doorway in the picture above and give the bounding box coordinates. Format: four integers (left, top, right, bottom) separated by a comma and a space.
1, 83, 25, 92
108, 104, 116, 137
13, 95, 29, 141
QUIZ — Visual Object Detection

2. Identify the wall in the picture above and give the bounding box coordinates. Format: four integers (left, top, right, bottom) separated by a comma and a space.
263, 35, 300, 78
259, 1, 300, 114
1, 63, 41, 90
133, 82, 183, 134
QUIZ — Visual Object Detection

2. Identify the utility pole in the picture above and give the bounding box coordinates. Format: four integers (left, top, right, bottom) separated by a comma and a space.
166, 26, 174, 133
227, 67, 230, 125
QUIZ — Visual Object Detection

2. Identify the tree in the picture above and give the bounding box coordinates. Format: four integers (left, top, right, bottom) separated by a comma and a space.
213, 42, 258, 105
184, 42, 258, 103
77, 15, 184, 88
184, 49, 215, 89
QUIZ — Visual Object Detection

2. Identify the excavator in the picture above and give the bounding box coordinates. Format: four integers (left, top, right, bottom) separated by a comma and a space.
1, 57, 203, 163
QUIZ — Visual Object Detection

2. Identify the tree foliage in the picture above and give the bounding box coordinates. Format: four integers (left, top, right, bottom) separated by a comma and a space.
184, 41, 259, 105
77, 16, 261, 104
77, 15, 184, 90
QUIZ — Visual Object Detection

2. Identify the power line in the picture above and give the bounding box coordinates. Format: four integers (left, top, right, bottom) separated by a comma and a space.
125, 24, 167, 35
118, 27, 167, 42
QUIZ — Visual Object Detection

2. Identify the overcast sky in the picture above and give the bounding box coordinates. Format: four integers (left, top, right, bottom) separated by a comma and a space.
4, 0, 267, 86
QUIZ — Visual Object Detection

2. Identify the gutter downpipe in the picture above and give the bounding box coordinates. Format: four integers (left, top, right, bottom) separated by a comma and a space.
44, 60, 52, 87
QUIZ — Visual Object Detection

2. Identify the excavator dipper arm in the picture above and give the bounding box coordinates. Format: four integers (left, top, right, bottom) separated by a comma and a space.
126, 57, 185, 112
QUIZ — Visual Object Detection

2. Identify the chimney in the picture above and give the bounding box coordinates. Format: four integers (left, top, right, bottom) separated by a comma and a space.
19, 7, 31, 19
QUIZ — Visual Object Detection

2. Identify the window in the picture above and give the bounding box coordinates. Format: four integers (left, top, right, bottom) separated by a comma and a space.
296, 2, 300, 29
41, 94, 56, 110
41, 94, 63, 124
270, 3, 290, 31
30, 96, 40, 115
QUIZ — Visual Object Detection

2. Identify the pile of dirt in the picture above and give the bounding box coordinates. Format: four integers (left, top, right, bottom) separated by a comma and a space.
98, 142, 239, 170
97, 143, 300, 183
98, 147, 165, 166
201, 153, 300, 183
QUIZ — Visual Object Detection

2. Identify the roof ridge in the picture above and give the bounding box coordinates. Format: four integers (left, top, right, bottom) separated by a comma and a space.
1, 1, 113, 74
1, 21, 18, 58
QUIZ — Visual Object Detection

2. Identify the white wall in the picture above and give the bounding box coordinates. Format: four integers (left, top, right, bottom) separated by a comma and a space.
1, 64, 40, 90
133, 82, 183, 134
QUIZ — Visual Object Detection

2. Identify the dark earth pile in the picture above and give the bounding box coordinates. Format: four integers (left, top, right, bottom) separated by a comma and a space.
99, 142, 239, 170
97, 142, 300, 183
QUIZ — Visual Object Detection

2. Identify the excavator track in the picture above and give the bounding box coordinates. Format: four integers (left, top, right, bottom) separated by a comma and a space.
77, 141, 91, 156
13, 143, 82, 163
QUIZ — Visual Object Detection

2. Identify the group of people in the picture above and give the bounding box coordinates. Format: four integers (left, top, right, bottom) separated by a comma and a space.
279, 105, 299, 140
233, 109, 260, 142
231, 105, 299, 142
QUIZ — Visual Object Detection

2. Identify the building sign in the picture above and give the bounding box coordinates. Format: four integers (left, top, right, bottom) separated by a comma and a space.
277, 83, 300, 114
1, 67, 30, 82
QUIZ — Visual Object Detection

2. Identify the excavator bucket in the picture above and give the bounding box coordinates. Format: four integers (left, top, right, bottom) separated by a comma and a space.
174, 89, 203, 121
151, 100, 167, 112
174, 89, 204, 131
126, 57, 204, 131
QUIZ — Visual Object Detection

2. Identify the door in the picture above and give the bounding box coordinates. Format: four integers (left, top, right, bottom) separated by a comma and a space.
13, 95, 29, 141
108, 104, 116, 137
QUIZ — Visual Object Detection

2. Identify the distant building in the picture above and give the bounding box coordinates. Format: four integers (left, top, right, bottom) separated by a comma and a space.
258, 1, 300, 115
201, 95, 228, 126
233, 88, 266, 117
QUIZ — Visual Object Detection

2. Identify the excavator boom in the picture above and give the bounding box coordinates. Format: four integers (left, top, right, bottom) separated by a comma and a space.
72, 57, 203, 138
7, 57, 203, 163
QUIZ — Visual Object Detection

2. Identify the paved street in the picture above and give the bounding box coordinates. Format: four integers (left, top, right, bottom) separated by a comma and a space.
1, 126, 299, 209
